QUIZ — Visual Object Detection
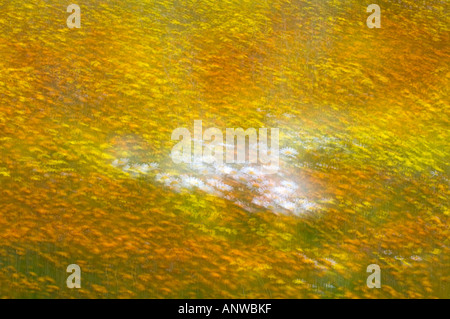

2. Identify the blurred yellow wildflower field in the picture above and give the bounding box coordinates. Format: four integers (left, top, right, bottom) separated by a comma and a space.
0, 0, 448, 298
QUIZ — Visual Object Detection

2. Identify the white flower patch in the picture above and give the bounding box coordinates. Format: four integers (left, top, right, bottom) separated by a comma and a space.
281, 180, 298, 190
280, 147, 298, 157
206, 178, 233, 192
181, 175, 205, 189
214, 164, 234, 175
295, 199, 317, 211
240, 166, 262, 177
272, 186, 295, 197
276, 199, 297, 211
